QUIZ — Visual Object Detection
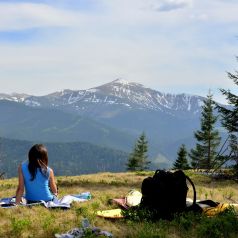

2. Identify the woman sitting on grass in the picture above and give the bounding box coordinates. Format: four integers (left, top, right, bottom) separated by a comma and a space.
15, 144, 58, 204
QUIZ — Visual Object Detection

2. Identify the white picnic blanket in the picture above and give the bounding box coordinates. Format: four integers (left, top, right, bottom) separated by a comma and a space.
0, 192, 91, 209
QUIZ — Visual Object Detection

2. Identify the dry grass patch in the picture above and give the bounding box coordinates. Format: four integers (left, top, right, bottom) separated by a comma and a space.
0, 171, 238, 238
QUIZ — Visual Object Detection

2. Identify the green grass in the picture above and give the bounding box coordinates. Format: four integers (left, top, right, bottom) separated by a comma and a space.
0, 171, 238, 238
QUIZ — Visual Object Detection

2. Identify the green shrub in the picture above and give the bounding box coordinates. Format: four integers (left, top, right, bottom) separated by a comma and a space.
197, 208, 238, 238
11, 217, 31, 236
123, 207, 238, 238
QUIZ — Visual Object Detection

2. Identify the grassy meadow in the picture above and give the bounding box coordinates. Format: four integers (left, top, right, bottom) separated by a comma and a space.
0, 171, 238, 238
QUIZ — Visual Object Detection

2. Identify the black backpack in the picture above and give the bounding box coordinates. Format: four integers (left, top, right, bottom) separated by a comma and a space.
140, 170, 197, 220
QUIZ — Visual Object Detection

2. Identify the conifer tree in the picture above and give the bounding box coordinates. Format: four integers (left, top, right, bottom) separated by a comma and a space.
190, 144, 203, 170
173, 144, 190, 170
126, 132, 150, 171
217, 67, 238, 174
189, 93, 221, 170
127, 144, 139, 171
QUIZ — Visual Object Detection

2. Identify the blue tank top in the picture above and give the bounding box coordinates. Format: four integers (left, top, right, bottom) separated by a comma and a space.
21, 162, 53, 202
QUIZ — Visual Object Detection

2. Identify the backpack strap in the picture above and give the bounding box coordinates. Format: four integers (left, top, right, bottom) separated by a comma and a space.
185, 175, 196, 206
184, 175, 205, 213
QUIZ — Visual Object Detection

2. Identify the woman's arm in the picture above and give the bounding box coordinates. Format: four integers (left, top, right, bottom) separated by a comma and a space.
15, 165, 24, 204
49, 169, 58, 196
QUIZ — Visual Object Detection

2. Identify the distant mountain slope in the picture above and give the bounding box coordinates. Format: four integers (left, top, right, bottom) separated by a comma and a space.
0, 79, 222, 163
0, 137, 129, 178
0, 79, 204, 117
0, 100, 135, 151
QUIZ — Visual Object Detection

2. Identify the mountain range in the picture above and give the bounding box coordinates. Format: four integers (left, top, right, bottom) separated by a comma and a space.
0, 79, 219, 175
1, 79, 204, 117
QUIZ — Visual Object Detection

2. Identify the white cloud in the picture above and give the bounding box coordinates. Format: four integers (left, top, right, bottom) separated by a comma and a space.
0, 0, 237, 103
190, 0, 238, 23
148, 0, 192, 12
0, 1, 237, 32
0, 2, 78, 31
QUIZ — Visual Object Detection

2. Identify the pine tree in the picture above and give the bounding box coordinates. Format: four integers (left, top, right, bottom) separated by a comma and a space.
126, 132, 150, 171
189, 93, 221, 170
127, 144, 139, 171
173, 144, 190, 170
217, 67, 238, 175
190, 144, 204, 170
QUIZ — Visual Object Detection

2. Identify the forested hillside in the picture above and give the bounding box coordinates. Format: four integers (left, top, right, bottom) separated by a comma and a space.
0, 137, 128, 178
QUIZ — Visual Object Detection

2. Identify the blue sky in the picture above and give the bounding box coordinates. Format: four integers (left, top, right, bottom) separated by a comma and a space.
0, 0, 238, 103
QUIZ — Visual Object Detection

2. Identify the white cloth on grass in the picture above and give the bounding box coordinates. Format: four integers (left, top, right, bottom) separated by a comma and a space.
0, 192, 91, 209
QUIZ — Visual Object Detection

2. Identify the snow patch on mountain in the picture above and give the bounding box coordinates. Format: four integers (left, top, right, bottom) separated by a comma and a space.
25, 99, 41, 107
0, 93, 30, 103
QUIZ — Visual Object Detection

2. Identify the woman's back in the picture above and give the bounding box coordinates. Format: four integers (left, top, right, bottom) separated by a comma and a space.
16, 144, 57, 204
21, 161, 53, 202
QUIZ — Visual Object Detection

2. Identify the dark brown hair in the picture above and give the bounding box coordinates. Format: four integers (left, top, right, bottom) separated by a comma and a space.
28, 144, 48, 181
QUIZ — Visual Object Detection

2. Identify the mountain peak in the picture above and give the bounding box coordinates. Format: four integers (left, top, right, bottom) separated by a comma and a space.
113, 78, 130, 85
112, 78, 144, 88
97, 79, 145, 91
